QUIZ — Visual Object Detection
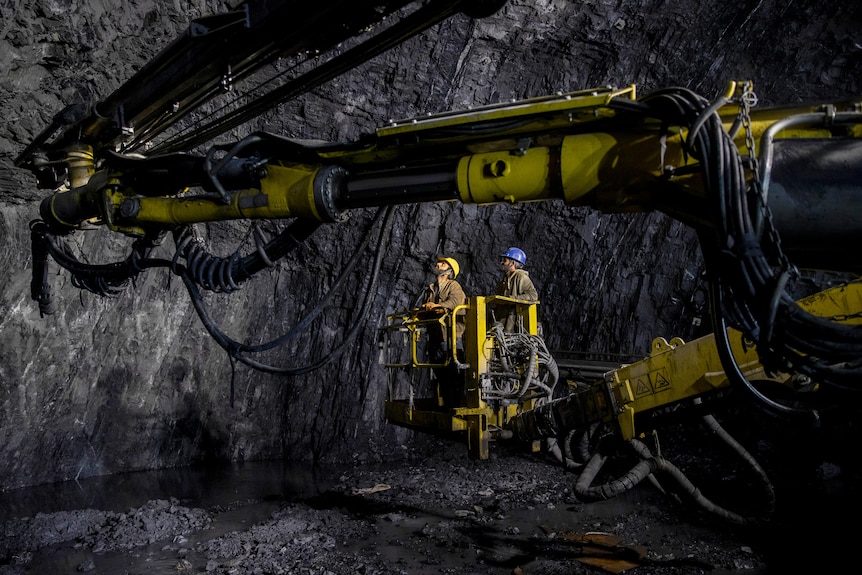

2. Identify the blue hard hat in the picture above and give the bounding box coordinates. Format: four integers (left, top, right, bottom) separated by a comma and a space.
501, 247, 526, 266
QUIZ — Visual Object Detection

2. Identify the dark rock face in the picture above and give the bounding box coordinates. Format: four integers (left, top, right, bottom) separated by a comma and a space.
1, 0, 860, 489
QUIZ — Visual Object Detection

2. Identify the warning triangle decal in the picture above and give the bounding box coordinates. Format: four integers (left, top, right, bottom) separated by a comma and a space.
653, 372, 671, 390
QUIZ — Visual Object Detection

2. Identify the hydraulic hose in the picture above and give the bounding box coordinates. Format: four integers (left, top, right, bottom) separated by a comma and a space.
29, 220, 54, 316
575, 438, 752, 526
708, 277, 821, 423
641, 86, 862, 402
574, 448, 659, 501
30, 220, 163, 305
179, 207, 394, 376
699, 407, 776, 516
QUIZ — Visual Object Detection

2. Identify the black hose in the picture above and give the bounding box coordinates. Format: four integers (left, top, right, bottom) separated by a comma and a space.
641, 86, 862, 405
29, 204, 390, 379
708, 278, 820, 423
32, 221, 162, 301
179, 207, 394, 375
29, 220, 55, 317
173, 218, 322, 293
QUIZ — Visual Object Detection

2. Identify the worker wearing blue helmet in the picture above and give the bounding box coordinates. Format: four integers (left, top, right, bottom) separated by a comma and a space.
497, 247, 538, 300
496, 247, 538, 331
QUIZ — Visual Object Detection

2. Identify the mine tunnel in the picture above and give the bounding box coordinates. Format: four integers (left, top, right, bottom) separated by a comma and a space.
2, 1, 862, 573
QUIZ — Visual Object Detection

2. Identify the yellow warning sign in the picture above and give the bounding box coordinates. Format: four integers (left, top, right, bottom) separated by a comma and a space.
633, 372, 671, 396
653, 371, 671, 390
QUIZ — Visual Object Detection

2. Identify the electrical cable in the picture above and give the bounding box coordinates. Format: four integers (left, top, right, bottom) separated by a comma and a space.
30, 221, 163, 305
179, 207, 394, 376
638, 87, 862, 412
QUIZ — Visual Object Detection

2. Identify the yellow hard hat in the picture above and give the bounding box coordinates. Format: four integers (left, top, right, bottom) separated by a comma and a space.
438, 257, 460, 279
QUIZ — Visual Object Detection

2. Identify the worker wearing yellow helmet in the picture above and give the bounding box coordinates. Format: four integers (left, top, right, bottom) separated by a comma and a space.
418, 256, 467, 408
419, 256, 465, 313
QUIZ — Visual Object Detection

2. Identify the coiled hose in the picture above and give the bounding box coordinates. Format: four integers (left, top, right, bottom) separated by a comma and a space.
483, 324, 559, 403
178, 207, 394, 377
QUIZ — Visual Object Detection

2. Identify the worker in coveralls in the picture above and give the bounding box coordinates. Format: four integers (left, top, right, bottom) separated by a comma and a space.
495, 247, 538, 332
418, 257, 466, 408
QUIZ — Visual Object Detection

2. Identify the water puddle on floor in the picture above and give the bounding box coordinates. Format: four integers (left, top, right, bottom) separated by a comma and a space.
0, 460, 339, 574
1, 460, 333, 519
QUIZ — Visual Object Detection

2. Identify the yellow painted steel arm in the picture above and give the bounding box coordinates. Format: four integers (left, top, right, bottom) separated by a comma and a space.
41, 161, 347, 235
41, 82, 861, 241
610, 332, 774, 440
115, 164, 340, 226
610, 281, 862, 440
510, 280, 862, 444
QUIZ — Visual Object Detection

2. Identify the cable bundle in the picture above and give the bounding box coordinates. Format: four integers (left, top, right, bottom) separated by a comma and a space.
641, 87, 862, 404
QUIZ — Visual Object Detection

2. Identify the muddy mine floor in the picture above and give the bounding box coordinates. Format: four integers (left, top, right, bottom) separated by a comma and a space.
1, 426, 859, 575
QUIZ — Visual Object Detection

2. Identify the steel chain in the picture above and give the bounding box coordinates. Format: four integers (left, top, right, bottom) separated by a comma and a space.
737, 83, 795, 274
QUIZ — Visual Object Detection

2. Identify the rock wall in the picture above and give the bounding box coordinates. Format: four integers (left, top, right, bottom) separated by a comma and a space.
0, 0, 859, 489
